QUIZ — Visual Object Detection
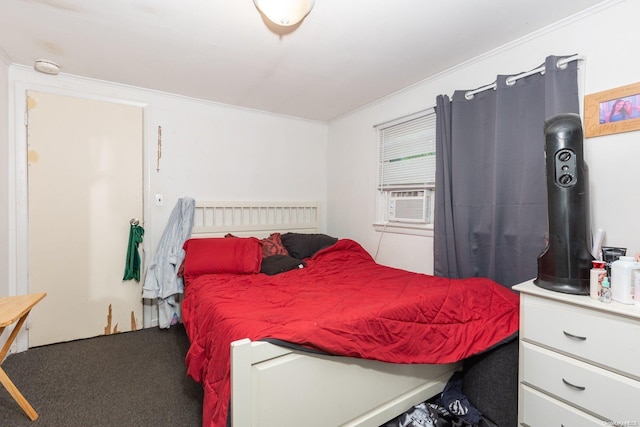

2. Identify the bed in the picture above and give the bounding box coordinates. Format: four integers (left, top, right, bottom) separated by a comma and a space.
181, 201, 519, 427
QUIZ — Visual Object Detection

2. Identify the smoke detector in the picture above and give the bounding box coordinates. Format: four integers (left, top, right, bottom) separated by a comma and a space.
34, 59, 60, 75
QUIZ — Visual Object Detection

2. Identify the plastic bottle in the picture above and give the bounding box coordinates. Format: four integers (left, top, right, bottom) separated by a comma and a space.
600, 277, 611, 303
634, 271, 640, 306
611, 256, 640, 305
589, 261, 606, 300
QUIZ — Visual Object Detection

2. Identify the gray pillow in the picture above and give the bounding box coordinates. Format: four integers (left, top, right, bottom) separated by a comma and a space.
280, 233, 338, 259
260, 255, 306, 275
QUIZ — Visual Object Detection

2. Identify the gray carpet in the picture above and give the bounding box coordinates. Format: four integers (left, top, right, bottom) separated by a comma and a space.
0, 325, 518, 427
0, 325, 203, 427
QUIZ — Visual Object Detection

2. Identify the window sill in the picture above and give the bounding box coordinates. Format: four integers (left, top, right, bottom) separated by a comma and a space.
373, 222, 434, 237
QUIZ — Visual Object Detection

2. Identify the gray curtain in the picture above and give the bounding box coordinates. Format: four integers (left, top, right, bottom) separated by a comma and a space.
434, 55, 579, 287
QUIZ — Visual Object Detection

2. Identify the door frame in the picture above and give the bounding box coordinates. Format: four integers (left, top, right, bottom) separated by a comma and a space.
9, 78, 151, 352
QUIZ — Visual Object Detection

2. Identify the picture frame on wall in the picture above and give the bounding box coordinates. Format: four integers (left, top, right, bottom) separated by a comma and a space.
584, 81, 640, 138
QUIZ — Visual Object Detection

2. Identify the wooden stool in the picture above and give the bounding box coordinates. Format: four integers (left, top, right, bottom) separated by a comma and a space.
0, 293, 47, 421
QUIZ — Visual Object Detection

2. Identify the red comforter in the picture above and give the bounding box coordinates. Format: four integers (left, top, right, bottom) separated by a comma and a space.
182, 239, 519, 427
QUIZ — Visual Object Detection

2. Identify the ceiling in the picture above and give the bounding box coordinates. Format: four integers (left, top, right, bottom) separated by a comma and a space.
0, 0, 612, 122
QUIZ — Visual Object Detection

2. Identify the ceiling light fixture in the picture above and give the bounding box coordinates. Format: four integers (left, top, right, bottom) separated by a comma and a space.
253, 0, 315, 27
34, 59, 60, 75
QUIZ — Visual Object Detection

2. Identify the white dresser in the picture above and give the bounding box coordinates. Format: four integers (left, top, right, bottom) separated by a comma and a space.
513, 279, 640, 426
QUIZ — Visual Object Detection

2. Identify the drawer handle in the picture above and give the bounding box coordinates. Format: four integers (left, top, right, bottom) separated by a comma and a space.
562, 378, 586, 391
562, 330, 587, 341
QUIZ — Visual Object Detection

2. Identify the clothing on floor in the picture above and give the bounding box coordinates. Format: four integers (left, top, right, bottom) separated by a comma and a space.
440, 371, 483, 424
382, 371, 498, 427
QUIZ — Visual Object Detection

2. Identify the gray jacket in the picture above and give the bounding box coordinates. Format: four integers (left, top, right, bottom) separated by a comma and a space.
142, 197, 195, 328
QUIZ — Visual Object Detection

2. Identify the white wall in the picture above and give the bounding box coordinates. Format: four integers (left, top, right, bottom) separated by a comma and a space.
3, 1, 639, 301
0, 53, 8, 298
327, 0, 640, 275
4, 67, 327, 325
0, 54, 10, 350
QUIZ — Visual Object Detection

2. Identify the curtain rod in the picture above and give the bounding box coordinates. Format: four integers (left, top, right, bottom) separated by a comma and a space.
464, 54, 584, 100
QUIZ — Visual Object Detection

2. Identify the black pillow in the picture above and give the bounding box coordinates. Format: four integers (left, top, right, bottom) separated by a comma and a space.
280, 233, 338, 259
260, 255, 306, 275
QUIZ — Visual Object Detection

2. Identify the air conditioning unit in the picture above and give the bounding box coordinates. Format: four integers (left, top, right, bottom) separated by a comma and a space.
388, 190, 429, 223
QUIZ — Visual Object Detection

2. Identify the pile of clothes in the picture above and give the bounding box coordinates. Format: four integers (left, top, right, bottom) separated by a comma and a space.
382, 372, 498, 427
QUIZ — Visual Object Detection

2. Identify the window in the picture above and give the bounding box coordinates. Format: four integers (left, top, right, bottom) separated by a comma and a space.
376, 109, 436, 230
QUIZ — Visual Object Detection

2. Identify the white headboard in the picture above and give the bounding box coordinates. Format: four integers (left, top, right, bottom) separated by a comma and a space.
192, 201, 320, 237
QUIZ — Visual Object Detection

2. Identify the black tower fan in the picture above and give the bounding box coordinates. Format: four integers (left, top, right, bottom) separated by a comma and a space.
535, 113, 593, 294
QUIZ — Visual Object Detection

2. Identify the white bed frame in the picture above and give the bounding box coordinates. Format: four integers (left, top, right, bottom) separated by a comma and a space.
192, 201, 460, 427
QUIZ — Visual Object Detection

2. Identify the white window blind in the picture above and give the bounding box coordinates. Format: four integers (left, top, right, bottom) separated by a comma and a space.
378, 111, 436, 189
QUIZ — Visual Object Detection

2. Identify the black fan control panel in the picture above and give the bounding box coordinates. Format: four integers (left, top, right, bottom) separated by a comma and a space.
554, 148, 577, 187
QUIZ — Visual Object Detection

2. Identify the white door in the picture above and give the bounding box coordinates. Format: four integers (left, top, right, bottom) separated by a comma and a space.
26, 91, 144, 347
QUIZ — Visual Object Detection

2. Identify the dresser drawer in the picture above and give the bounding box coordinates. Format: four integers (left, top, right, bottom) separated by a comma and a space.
521, 293, 640, 379
521, 342, 640, 422
520, 384, 603, 426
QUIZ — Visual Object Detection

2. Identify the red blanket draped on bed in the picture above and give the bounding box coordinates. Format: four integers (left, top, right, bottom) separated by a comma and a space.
182, 239, 519, 427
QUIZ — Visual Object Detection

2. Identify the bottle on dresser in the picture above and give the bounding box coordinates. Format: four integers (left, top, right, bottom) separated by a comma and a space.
590, 260, 606, 300
600, 277, 612, 303
635, 270, 640, 306
611, 256, 640, 304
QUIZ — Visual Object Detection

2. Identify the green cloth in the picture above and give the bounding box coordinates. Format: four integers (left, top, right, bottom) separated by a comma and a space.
123, 224, 144, 282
